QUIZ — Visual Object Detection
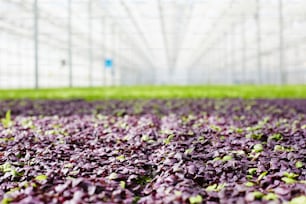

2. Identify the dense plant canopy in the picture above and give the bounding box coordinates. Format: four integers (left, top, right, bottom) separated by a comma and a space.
0, 99, 305, 203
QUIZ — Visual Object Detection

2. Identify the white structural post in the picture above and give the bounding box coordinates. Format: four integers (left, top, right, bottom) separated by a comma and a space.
256, 0, 262, 84
88, 0, 93, 87
110, 23, 114, 86
223, 32, 228, 83
228, 31, 233, 84
114, 25, 118, 86
227, 32, 232, 84
241, 15, 247, 84
279, 0, 285, 84
34, 0, 39, 89
68, 0, 73, 87
231, 24, 235, 84
219, 41, 223, 83
102, 16, 106, 86
117, 30, 121, 86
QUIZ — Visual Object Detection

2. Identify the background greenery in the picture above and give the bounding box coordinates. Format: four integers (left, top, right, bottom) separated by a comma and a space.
1, 86, 306, 100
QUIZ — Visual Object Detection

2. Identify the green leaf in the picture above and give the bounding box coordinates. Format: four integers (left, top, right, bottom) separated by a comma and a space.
281, 177, 296, 184
252, 191, 264, 199
205, 183, 226, 192
245, 181, 255, 187
257, 171, 268, 181
274, 145, 295, 152
206, 184, 218, 192
135, 175, 152, 185
246, 133, 263, 140
252, 144, 263, 153
5, 110, 11, 123
289, 196, 306, 204
235, 128, 243, 134
1, 197, 12, 204
269, 133, 283, 141
174, 190, 182, 196
222, 155, 233, 162
283, 172, 299, 179
263, 193, 278, 201
35, 174, 48, 181
300, 180, 306, 184
0, 163, 12, 173
116, 155, 125, 162
7, 187, 20, 194
132, 196, 141, 204
248, 168, 257, 175
1, 110, 12, 128
231, 150, 245, 155
274, 145, 284, 151
11, 169, 23, 177
120, 181, 126, 189
295, 161, 303, 169
108, 173, 118, 180
185, 148, 194, 155
64, 163, 74, 168
197, 136, 205, 142
164, 134, 174, 145
217, 183, 226, 191
141, 135, 150, 142
189, 195, 203, 204
212, 157, 221, 162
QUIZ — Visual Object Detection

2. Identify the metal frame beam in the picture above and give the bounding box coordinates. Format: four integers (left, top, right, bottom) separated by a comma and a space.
34, 0, 39, 89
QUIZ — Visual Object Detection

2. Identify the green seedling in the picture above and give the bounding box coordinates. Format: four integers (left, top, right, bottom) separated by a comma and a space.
189, 195, 203, 204
248, 168, 257, 175
120, 181, 126, 189
263, 193, 278, 201
116, 155, 125, 162
246, 133, 263, 140
185, 148, 194, 155
295, 161, 303, 168
35, 174, 48, 181
274, 145, 295, 152
206, 183, 226, 192
283, 172, 299, 179
245, 181, 255, 187
222, 155, 233, 162
281, 172, 299, 184
1, 197, 13, 204
252, 191, 264, 199
289, 195, 306, 204
164, 134, 174, 145
108, 173, 118, 180
252, 144, 264, 153
1, 110, 12, 128
257, 171, 268, 181
281, 177, 296, 184
268, 133, 283, 141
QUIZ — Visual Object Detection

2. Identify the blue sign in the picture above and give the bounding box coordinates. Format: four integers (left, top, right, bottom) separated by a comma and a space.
105, 59, 113, 69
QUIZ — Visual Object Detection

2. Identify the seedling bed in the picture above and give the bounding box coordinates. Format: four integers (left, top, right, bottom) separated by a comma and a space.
0, 99, 305, 203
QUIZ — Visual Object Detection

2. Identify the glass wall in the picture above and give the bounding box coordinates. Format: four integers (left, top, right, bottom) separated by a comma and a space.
0, 0, 305, 88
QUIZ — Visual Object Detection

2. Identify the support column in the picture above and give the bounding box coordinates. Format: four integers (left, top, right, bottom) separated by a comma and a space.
88, 0, 93, 87
101, 16, 106, 86
34, 0, 39, 89
279, 0, 286, 84
68, 0, 73, 87
256, 0, 262, 84
242, 15, 247, 84
223, 32, 228, 84
231, 24, 235, 84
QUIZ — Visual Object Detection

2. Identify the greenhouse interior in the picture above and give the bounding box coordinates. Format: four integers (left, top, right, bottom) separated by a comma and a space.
0, 0, 306, 203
